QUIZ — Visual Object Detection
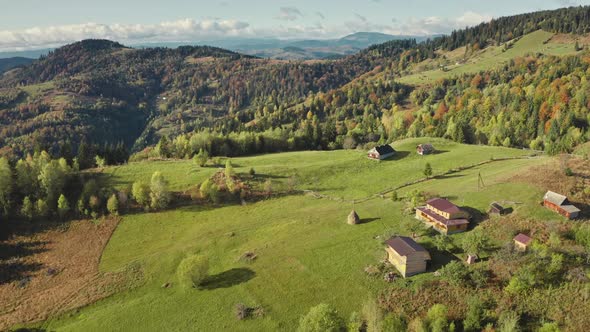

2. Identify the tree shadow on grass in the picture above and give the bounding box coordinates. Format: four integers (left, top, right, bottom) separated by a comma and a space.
425, 247, 459, 272
198, 268, 255, 290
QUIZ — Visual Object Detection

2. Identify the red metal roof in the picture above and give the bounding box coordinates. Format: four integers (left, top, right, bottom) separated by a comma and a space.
427, 198, 461, 214
513, 233, 532, 245
417, 207, 469, 226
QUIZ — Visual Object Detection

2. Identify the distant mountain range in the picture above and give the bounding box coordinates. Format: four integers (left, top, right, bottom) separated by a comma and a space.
0, 57, 34, 73
0, 32, 438, 62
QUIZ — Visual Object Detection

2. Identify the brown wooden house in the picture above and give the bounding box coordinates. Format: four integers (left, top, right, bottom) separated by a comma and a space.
415, 198, 470, 235
367, 145, 396, 160
513, 233, 532, 251
385, 236, 431, 277
543, 191, 581, 220
416, 143, 435, 155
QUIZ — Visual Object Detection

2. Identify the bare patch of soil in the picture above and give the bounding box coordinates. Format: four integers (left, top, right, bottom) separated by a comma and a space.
0, 218, 142, 330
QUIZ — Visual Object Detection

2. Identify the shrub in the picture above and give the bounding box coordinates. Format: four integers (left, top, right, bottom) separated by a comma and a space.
297, 303, 345, 332
382, 313, 406, 332
36, 199, 49, 218
132, 181, 150, 208
539, 322, 560, 332
426, 304, 448, 332
463, 296, 485, 331
107, 194, 119, 215
424, 163, 433, 178
497, 311, 519, 332
348, 311, 364, 332
57, 194, 70, 219
149, 171, 171, 210
176, 255, 209, 289
564, 167, 573, 176
438, 261, 469, 286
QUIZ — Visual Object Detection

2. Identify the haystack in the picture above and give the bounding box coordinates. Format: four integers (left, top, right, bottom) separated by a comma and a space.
348, 210, 360, 225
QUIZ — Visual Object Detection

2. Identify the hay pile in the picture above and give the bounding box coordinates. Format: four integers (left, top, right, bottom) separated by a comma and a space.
348, 210, 360, 225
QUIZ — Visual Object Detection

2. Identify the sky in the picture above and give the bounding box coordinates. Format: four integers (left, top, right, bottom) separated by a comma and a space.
0, 0, 589, 51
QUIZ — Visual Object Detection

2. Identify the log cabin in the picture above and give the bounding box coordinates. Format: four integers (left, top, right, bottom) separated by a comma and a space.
415, 198, 470, 235
416, 143, 435, 155
543, 191, 581, 220
385, 236, 431, 277
367, 145, 396, 160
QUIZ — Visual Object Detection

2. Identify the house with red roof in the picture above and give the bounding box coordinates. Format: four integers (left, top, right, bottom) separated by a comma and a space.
415, 198, 470, 235
513, 233, 532, 251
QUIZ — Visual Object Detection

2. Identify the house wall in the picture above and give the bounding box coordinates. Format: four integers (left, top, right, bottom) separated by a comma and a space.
386, 247, 407, 276
447, 224, 468, 234
544, 200, 576, 219
514, 241, 527, 251
404, 253, 428, 277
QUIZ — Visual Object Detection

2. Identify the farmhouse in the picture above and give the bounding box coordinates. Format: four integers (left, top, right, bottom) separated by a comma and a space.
513, 233, 532, 251
543, 191, 581, 220
416, 198, 470, 235
416, 143, 435, 155
385, 236, 431, 277
367, 145, 396, 160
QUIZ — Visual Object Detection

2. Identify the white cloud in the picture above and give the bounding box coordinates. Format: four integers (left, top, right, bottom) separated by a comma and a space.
0, 19, 251, 52
276, 7, 303, 21
0, 11, 493, 52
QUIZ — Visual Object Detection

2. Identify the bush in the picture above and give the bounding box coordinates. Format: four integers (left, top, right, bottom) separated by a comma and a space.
21, 196, 34, 220
382, 313, 406, 332
150, 171, 171, 210
497, 311, 519, 332
347, 311, 364, 332
564, 167, 573, 176
438, 261, 469, 286
176, 255, 209, 289
298, 303, 345, 332
539, 322, 560, 332
463, 296, 485, 331
107, 194, 119, 215
426, 304, 448, 332
132, 181, 150, 209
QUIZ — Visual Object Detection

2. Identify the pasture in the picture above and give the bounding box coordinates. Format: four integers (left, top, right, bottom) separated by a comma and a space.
42, 138, 558, 331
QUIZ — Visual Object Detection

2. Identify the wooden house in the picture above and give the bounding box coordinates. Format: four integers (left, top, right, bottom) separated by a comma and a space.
513, 233, 532, 251
489, 202, 507, 216
416, 143, 435, 155
415, 198, 470, 235
385, 236, 431, 277
543, 191, 581, 220
367, 145, 396, 160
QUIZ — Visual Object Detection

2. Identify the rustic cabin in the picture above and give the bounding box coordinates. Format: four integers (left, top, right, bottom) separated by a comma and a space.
416, 143, 435, 155
489, 202, 507, 216
367, 145, 396, 160
513, 233, 532, 251
415, 198, 470, 235
385, 236, 431, 277
543, 191, 581, 220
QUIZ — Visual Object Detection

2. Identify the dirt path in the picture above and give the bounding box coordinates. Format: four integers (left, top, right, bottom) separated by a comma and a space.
0, 218, 142, 330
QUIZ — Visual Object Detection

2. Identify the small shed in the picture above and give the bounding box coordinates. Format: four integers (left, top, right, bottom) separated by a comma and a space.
347, 210, 360, 225
513, 233, 532, 252
416, 143, 435, 155
368, 145, 396, 160
385, 236, 431, 277
489, 202, 507, 216
466, 254, 478, 265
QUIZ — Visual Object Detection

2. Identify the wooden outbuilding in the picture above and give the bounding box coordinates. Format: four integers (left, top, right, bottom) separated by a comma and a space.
489, 202, 507, 216
513, 233, 532, 251
543, 191, 581, 220
368, 145, 396, 160
385, 236, 431, 277
416, 143, 435, 155
466, 254, 478, 265
415, 198, 470, 235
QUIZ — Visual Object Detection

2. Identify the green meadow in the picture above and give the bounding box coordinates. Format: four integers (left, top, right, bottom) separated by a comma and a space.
44, 138, 558, 331
398, 30, 579, 85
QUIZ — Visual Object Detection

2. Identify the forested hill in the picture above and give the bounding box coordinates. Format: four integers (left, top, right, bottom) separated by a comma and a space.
1, 6, 590, 164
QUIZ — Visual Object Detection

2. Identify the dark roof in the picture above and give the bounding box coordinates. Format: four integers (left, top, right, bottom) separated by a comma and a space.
513, 233, 532, 245
374, 145, 396, 155
385, 236, 428, 256
417, 143, 434, 151
544, 191, 569, 206
489, 202, 504, 212
427, 198, 461, 214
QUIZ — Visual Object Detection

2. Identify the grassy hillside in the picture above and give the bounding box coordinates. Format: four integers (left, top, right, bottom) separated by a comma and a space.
397, 30, 580, 85
39, 139, 568, 331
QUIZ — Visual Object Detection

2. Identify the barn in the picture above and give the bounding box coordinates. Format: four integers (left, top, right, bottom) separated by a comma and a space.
367, 145, 396, 160
416, 143, 435, 155
385, 236, 431, 277
543, 191, 581, 220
